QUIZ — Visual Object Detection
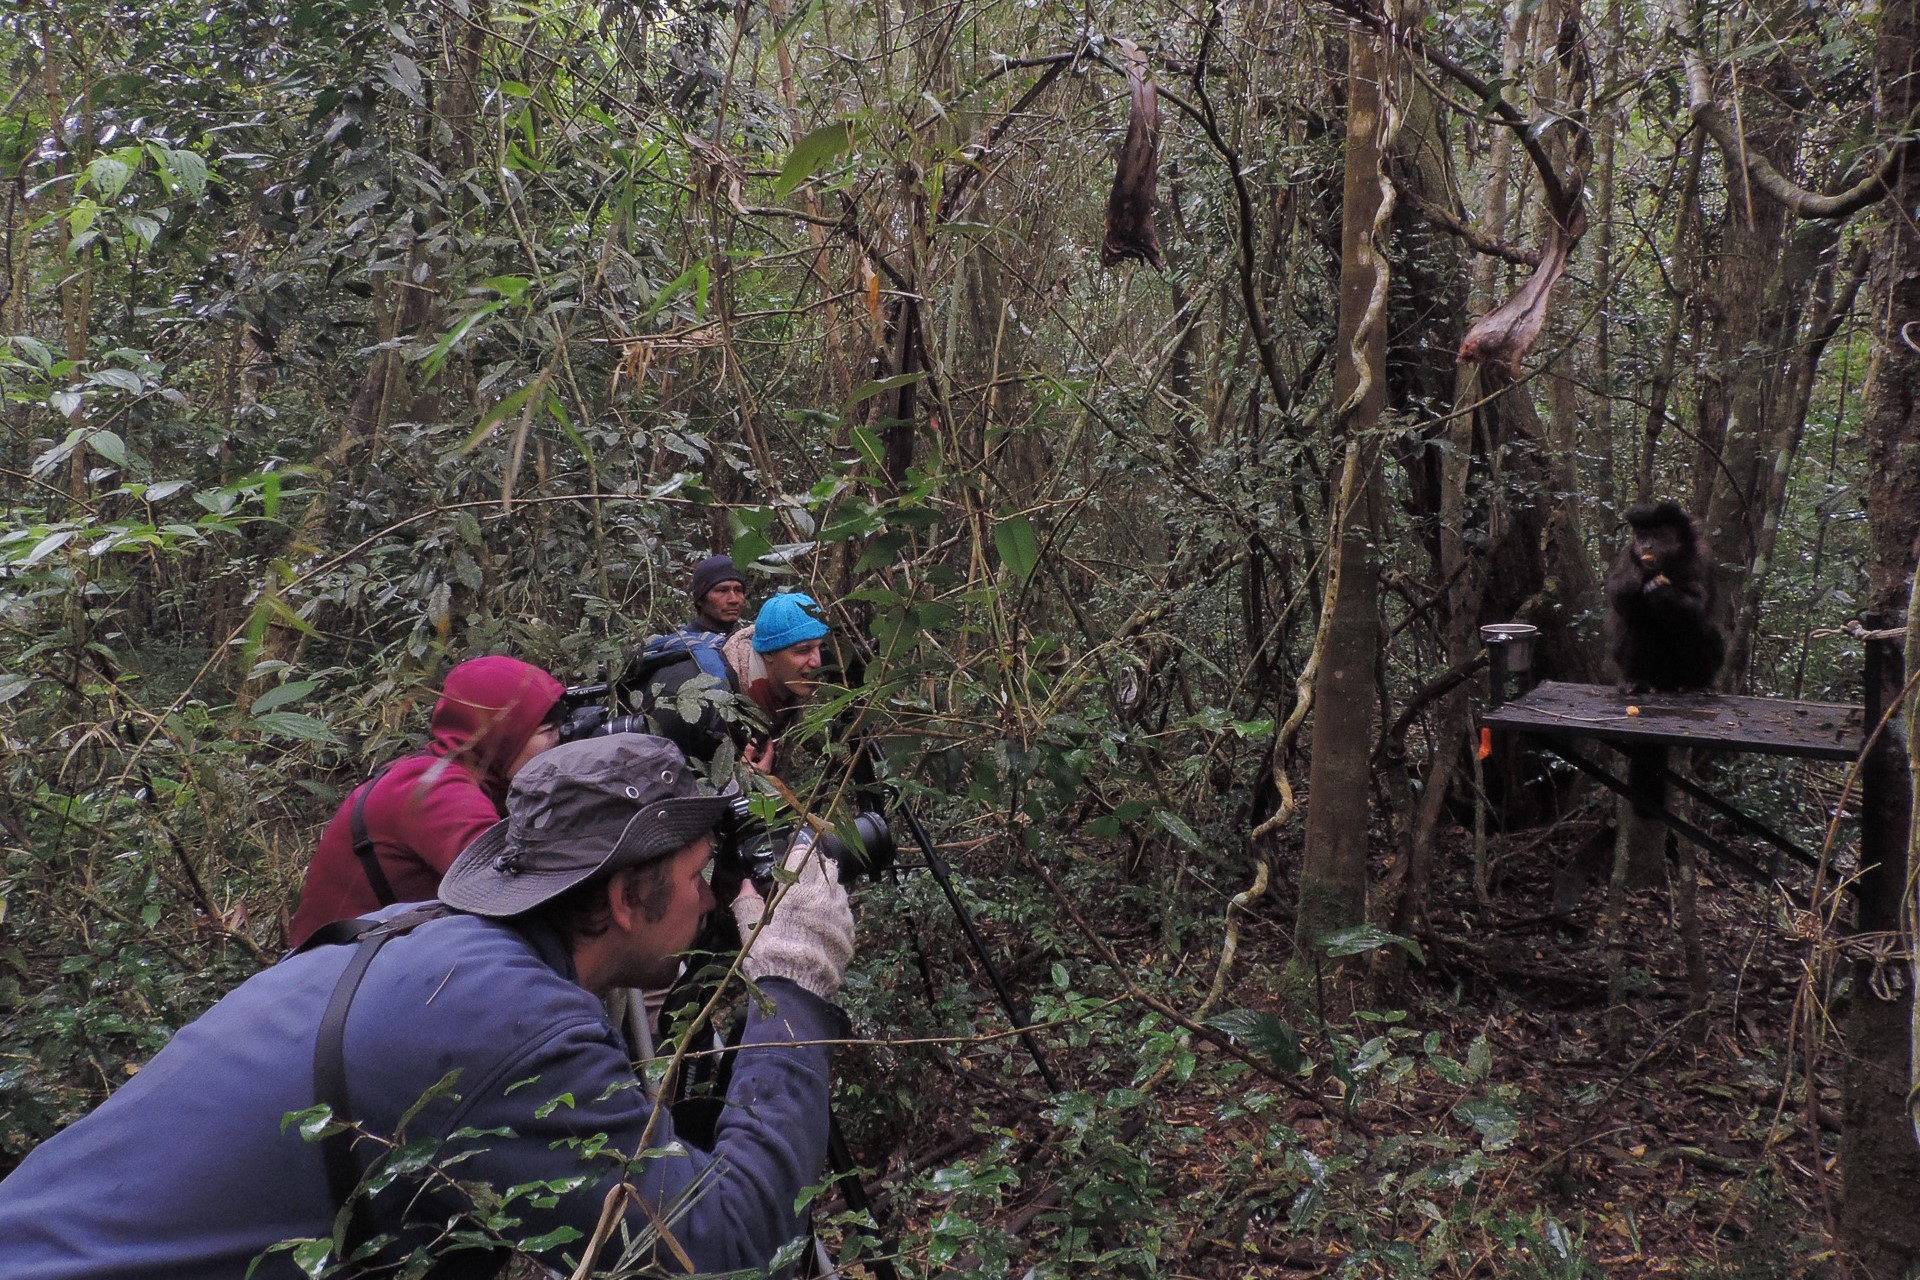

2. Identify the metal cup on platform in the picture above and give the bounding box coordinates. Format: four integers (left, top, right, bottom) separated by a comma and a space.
1481, 622, 1539, 707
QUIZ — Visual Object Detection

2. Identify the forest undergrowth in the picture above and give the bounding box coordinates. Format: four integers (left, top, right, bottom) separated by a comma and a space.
828, 794, 1847, 1280
0, 651, 1865, 1279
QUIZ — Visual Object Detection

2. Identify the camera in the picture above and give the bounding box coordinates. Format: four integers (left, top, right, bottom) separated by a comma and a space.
555, 682, 895, 888
554, 682, 624, 744
718, 792, 896, 888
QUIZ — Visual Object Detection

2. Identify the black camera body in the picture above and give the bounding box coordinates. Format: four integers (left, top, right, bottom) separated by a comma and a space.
554, 682, 620, 744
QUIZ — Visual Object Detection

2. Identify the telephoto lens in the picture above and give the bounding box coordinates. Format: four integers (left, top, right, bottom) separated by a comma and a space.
558, 707, 652, 745
716, 794, 896, 887
817, 810, 896, 879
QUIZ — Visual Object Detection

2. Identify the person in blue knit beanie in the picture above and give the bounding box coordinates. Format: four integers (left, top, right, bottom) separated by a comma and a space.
721, 592, 831, 773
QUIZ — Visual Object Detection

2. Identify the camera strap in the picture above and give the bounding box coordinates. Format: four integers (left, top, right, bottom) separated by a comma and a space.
348, 765, 398, 908
305, 902, 452, 1270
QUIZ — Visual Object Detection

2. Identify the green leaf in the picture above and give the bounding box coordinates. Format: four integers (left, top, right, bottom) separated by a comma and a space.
16, 529, 75, 567
1208, 1009, 1302, 1074
516, 1227, 583, 1252
849, 425, 885, 471
381, 52, 425, 105
643, 261, 707, 324
774, 121, 853, 200
841, 372, 924, 422
1452, 1096, 1520, 1149
87, 368, 143, 393
338, 187, 388, 218
1466, 1035, 1492, 1080
9, 334, 53, 370
282, 1103, 343, 1141
252, 711, 342, 745
731, 528, 772, 567
32, 431, 84, 481
143, 479, 191, 503
124, 214, 162, 247
85, 154, 135, 199
770, 0, 821, 45
250, 678, 321, 716
854, 528, 910, 574
461, 375, 545, 453
290, 1236, 334, 1277
1319, 924, 1424, 964
87, 431, 131, 468
993, 513, 1039, 582
1154, 810, 1204, 850
420, 300, 506, 380
0, 674, 29, 703
161, 147, 208, 199
481, 275, 531, 302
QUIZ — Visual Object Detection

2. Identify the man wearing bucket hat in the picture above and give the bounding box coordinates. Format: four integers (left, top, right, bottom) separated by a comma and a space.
0, 735, 856, 1280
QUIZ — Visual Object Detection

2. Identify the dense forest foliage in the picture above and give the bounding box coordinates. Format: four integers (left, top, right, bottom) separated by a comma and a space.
4, 0, 1919, 1274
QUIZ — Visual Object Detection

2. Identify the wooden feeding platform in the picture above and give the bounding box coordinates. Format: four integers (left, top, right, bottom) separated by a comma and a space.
1479, 681, 1867, 889
1481, 681, 1864, 762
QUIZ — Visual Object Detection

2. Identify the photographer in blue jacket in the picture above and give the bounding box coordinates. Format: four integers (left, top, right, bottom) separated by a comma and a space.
0, 734, 856, 1280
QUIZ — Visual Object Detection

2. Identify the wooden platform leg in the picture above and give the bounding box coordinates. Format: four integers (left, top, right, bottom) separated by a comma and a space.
1619, 746, 1669, 888
1603, 746, 1670, 1048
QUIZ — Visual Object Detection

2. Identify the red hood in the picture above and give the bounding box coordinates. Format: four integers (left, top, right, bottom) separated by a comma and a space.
425, 656, 564, 799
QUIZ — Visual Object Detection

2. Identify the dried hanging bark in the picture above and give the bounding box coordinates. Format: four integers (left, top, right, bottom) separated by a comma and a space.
1457, 205, 1587, 379
1102, 41, 1164, 270
1457, 0, 1593, 378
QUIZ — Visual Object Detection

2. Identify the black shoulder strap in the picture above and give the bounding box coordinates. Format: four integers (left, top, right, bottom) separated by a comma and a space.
349, 765, 399, 908
310, 902, 451, 1268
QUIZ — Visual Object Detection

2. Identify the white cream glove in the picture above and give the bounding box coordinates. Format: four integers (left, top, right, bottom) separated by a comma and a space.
730, 831, 856, 1000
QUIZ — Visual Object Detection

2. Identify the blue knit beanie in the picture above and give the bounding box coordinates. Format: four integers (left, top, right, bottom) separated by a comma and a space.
752, 593, 830, 653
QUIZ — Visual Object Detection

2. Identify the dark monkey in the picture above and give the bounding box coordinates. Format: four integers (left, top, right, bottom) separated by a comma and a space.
1604, 501, 1726, 693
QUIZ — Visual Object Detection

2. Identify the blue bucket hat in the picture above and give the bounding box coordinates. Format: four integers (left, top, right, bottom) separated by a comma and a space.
752, 592, 830, 654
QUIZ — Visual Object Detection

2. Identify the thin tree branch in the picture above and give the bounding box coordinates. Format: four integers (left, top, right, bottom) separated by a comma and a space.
1400, 189, 1542, 266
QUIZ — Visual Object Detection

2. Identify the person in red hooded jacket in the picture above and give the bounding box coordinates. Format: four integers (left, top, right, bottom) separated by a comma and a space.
287, 655, 565, 948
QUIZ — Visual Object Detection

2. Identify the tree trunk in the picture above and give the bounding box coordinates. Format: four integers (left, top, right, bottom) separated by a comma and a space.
1841, 0, 1920, 1272
1840, 631, 1920, 1277
1691, 7, 1841, 689
1294, 29, 1388, 964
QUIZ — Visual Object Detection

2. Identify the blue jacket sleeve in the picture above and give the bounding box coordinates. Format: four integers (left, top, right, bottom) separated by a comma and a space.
430, 978, 845, 1277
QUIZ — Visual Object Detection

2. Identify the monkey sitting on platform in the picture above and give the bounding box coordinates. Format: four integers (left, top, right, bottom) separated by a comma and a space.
1604, 501, 1726, 693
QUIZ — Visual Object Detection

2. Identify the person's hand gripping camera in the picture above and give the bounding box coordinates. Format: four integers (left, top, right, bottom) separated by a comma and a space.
729, 829, 855, 1000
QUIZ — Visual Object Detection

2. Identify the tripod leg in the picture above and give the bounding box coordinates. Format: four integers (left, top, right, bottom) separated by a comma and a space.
824, 1112, 898, 1280
899, 801, 1065, 1094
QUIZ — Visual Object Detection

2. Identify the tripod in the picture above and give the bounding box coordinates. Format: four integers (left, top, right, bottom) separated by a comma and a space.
651, 756, 1064, 1278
